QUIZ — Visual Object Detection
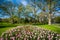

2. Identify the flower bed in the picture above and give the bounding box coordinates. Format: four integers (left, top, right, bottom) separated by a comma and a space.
0, 26, 60, 40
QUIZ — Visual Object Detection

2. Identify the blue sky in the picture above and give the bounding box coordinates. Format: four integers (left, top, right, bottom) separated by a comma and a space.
0, 0, 27, 6
0, 0, 28, 18
7, 0, 28, 6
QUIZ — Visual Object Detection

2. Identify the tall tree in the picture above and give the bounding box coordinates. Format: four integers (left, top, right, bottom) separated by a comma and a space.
0, 0, 17, 24
18, 4, 24, 23
45, 0, 59, 25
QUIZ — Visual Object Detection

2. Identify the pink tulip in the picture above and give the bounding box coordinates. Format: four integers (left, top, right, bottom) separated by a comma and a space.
10, 37, 15, 40
24, 37, 26, 40
0, 37, 4, 40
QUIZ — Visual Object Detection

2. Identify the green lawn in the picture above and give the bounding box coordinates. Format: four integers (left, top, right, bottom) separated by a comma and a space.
0, 23, 28, 36
0, 23, 60, 36
0, 27, 15, 36
0, 23, 20, 36
37, 24, 60, 34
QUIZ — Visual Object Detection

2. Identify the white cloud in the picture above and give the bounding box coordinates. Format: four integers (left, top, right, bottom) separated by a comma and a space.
21, 0, 27, 6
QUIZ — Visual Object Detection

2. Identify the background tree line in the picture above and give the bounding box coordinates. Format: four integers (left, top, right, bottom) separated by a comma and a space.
0, 0, 60, 25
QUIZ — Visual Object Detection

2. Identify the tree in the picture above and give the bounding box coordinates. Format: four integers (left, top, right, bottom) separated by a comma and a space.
54, 16, 60, 23
45, 0, 60, 25
28, 0, 40, 23
0, 0, 18, 24
38, 12, 48, 24
17, 4, 24, 23
33, 0, 59, 25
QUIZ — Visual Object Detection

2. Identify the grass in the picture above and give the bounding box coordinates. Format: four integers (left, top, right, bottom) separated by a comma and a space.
0, 27, 14, 36
37, 24, 60, 34
0, 22, 21, 36
0, 23, 19, 28
0, 22, 29, 36
0, 23, 60, 36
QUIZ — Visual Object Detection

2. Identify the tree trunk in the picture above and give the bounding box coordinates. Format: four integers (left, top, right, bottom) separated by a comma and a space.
48, 13, 51, 25
48, 0, 52, 25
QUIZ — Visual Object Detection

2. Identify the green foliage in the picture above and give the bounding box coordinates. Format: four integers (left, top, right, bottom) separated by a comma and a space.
9, 16, 19, 24
0, 0, 60, 25
0, 6, 8, 13
0, 22, 18, 28
54, 16, 60, 23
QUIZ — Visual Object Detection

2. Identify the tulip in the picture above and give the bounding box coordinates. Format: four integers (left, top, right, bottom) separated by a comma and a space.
10, 37, 15, 40
1, 26, 60, 40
